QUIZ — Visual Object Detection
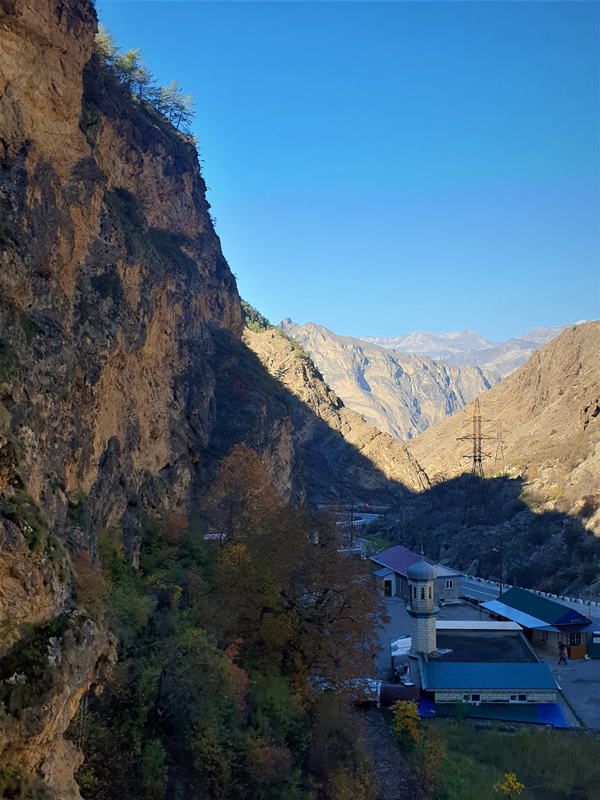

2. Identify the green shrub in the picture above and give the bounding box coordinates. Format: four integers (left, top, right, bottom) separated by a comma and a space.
3, 485, 49, 551
66, 487, 91, 532
0, 766, 51, 799
241, 300, 271, 333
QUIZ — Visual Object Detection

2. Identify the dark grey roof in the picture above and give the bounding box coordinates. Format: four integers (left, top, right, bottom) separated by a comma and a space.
434, 631, 538, 664
373, 566, 394, 578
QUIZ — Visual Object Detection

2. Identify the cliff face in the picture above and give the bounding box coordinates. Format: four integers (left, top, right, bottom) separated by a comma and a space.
0, 0, 242, 793
278, 320, 498, 441
0, 0, 242, 535
406, 322, 600, 529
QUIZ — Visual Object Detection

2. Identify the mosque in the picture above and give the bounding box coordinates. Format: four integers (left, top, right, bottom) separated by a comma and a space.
403, 556, 569, 727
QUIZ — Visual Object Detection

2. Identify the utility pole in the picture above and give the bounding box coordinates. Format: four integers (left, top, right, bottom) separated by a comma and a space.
490, 419, 508, 474
493, 534, 504, 598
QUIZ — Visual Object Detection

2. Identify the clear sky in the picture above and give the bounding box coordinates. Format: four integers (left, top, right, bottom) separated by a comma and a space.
97, 1, 599, 342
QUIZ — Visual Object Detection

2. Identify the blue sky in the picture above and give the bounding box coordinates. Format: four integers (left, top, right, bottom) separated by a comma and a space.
98, 1, 599, 342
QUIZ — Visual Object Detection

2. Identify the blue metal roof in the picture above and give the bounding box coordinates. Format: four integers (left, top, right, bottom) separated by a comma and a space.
433, 703, 568, 728
422, 662, 557, 690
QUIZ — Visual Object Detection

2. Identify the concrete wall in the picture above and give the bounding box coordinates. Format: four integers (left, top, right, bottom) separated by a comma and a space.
434, 575, 461, 603
434, 690, 557, 704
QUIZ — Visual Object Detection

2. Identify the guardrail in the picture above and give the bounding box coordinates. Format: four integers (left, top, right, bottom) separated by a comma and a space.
462, 574, 597, 609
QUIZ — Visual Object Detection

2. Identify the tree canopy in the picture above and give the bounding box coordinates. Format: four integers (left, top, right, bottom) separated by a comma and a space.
94, 24, 196, 134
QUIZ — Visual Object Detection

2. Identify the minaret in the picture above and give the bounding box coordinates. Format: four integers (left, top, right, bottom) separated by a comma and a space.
406, 554, 439, 682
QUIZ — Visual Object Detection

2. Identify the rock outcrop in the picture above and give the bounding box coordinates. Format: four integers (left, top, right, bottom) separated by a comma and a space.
244, 328, 426, 502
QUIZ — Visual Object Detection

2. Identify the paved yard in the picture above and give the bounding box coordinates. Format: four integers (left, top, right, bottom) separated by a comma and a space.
537, 652, 600, 729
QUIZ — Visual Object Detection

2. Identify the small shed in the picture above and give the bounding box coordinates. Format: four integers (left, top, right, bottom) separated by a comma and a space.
420, 662, 558, 705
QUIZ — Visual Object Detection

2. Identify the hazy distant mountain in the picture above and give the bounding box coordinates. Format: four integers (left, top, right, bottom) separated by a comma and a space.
362, 329, 498, 358
278, 320, 498, 441
362, 323, 589, 378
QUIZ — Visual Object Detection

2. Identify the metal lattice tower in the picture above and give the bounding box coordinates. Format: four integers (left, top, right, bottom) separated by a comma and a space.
458, 398, 493, 525
490, 419, 508, 473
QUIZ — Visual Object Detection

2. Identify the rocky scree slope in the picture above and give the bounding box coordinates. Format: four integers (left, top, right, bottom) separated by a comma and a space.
278, 319, 498, 441
0, 0, 248, 793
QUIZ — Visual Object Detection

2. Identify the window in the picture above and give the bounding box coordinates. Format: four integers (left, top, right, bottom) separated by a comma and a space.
570, 633, 581, 646
509, 694, 527, 703
413, 586, 416, 599
446, 579, 453, 590
420, 587, 425, 600
470, 694, 480, 703
540, 630, 548, 642
429, 586, 432, 599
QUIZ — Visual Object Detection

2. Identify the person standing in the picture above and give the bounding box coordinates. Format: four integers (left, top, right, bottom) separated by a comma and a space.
558, 644, 568, 666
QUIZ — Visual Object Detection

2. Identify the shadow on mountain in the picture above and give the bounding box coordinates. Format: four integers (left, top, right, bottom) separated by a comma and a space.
203, 330, 412, 507
200, 331, 599, 598
381, 472, 600, 597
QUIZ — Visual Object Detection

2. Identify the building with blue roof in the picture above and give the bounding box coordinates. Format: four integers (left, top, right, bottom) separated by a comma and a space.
481, 586, 595, 659
403, 556, 566, 728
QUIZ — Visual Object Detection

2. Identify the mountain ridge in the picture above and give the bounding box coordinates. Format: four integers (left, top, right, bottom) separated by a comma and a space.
278, 319, 498, 442
361, 322, 590, 378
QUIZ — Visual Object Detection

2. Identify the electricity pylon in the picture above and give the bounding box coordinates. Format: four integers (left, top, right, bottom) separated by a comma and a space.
458, 398, 493, 526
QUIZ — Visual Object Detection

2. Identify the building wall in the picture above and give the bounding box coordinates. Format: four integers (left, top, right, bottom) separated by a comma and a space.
378, 571, 460, 602
434, 576, 461, 603
434, 690, 557, 704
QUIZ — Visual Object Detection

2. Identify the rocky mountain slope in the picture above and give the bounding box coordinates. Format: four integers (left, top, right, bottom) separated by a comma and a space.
243, 328, 432, 502
278, 319, 498, 441
0, 2, 446, 791
388, 322, 600, 594
362, 323, 585, 378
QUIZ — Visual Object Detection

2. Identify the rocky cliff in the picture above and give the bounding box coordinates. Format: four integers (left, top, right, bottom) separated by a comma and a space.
278, 320, 498, 441
0, 0, 243, 793
243, 328, 429, 503
405, 322, 600, 526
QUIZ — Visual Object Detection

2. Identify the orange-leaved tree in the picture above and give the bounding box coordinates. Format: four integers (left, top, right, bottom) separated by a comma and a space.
201, 444, 388, 700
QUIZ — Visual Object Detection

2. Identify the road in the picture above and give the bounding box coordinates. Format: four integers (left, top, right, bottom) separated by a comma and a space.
461, 577, 600, 625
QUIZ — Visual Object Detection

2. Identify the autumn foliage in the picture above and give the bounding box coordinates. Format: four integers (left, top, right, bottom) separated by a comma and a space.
72, 444, 387, 800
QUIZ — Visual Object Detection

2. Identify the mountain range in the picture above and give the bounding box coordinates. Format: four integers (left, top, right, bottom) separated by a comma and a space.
278, 319, 498, 442
361, 323, 589, 378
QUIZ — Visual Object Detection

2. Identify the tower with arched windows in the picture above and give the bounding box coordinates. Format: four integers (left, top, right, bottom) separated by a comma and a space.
407, 555, 438, 680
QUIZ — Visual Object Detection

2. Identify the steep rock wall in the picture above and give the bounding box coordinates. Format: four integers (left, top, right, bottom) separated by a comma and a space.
0, 0, 242, 536
0, 0, 248, 794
